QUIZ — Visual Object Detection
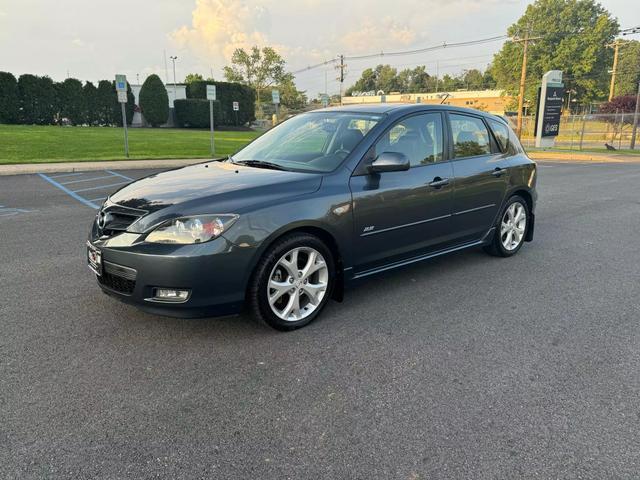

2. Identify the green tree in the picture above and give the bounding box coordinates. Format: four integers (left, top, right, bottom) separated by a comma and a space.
184, 73, 204, 84
96, 80, 115, 125
346, 65, 402, 94
18, 74, 57, 124
82, 81, 99, 125
139, 74, 169, 127
56, 78, 84, 125
223, 46, 289, 117
615, 40, 640, 96
461, 69, 485, 90
489, 0, 619, 108
0, 71, 19, 124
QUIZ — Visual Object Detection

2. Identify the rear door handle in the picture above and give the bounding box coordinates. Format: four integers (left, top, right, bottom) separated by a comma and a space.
428, 177, 450, 188
491, 167, 506, 177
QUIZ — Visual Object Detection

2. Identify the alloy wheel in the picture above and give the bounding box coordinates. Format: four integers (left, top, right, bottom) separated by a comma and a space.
267, 247, 329, 322
501, 202, 526, 251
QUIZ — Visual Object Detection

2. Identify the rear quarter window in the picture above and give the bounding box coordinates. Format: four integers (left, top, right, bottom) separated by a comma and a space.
488, 119, 510, 153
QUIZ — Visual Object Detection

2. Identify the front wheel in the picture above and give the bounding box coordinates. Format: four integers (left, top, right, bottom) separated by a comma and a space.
248, 233, 335, 331
484, 195, 529, 257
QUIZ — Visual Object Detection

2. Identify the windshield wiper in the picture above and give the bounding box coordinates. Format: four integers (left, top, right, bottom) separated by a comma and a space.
234, 160, 288, 171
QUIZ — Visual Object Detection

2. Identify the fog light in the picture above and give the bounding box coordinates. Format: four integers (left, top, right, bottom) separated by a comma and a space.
154, 288, 190, 302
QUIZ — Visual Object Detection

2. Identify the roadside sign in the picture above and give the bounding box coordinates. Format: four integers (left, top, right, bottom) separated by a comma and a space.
233, 101, 239, 111
115, 74, 129, 158
534, 70, 564, 148
206, 85, 216, 101
115, 74, 127, 92
537, 86, 564, 137
320, 94, 329, 107
271, 89, 280, 105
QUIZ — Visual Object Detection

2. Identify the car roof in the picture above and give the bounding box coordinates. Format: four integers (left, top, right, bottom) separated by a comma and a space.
317, 103, 507, 123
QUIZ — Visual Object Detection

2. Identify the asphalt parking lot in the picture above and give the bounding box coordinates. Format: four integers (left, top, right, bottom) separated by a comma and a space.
1, 161, 640, 479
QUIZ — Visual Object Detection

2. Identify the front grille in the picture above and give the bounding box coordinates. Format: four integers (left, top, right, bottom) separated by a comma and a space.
98, 262, 137, 295
98, 203, 147, 237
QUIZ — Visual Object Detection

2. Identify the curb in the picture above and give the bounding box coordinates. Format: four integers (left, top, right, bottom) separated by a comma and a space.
527, 151, 640, 163
0, 158, 209, 176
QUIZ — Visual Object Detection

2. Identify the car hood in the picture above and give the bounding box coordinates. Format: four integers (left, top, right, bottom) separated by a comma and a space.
107, 161, 322, 233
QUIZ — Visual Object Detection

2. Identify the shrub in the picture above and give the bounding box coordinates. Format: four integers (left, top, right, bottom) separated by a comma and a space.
139, 74, 169, 127
0, 71, 19, 124
174, 99, 221, 128
186, 80, 255, 126
56, 78, 84, 125
17, 74, 57, 125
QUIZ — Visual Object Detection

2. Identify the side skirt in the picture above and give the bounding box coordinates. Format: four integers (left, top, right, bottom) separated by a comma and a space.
351, 228, 495, 281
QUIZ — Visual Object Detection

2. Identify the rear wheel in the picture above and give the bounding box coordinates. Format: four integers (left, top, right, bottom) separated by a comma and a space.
248, 233, 335, 331
484, 195, 529, 257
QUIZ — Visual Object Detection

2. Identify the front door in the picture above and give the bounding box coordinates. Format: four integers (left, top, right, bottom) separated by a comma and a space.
349, 112, 455, 273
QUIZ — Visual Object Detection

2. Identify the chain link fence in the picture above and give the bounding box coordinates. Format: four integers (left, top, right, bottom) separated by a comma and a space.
508, 114, 639, 152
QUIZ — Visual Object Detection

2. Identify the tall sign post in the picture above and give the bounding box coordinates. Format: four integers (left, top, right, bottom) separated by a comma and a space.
272, 89, 280, 124
206, 85, 216, 156
115, 74, 129, 158
534, 70, 564, 148
233, 101, 239, 126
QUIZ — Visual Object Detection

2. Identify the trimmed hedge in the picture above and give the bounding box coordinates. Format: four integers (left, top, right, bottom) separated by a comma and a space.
139, 74, 169, 127
174, 99, 221, 128
186, 81, 255, 126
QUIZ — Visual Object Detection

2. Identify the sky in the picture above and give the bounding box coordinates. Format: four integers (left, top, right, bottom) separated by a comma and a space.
0, 0, 638, 97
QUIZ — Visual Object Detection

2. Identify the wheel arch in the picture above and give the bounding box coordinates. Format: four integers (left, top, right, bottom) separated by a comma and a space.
245, 223, 345, 302
503, 187, 535, 242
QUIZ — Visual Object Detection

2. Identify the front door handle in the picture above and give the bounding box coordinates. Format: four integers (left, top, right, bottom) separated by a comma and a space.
491, 167, 506, 177
428, 177, 450, 188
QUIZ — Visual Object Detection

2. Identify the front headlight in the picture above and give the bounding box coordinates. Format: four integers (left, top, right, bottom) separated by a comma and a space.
145, 214, 239, 244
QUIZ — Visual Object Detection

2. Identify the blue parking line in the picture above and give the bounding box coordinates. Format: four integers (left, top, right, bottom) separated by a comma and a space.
105, 170, 133, 181
61, 175, 115, 185
73, 181, 130, 193
38, 173, 99, 209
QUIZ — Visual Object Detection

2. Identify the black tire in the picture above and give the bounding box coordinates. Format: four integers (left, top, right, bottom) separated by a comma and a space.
248, 233, 335, 331
484, 195, 530, 258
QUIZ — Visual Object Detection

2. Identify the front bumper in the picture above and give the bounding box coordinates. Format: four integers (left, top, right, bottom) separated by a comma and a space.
88, 229, 257, 318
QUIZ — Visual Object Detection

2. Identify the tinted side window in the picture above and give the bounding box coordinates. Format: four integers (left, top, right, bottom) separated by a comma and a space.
450, 114, 491, 158
488, 118, 509, 152
375, 113, 444, 167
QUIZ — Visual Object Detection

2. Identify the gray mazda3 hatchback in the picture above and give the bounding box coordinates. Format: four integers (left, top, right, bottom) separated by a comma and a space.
88, 104, 536, 330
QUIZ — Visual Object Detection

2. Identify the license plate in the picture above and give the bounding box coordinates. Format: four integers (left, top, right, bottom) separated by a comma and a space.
87, 241, 102, 276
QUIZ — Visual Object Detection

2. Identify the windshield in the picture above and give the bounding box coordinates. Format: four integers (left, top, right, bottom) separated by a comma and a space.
232, 111, 381, 173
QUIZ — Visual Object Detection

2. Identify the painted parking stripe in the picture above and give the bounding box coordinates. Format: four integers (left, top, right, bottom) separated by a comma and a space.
61, 175, 117, 185
38, 173, 100, 209
73, 181, 130, 193
105, 170, 134, 181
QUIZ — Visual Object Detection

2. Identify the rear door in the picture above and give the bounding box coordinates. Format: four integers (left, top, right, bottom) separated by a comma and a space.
349, 112, 454, 272
447, 112, 510, 243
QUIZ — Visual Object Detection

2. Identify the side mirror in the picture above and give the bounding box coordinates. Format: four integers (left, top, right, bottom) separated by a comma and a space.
368, 152, 410, 173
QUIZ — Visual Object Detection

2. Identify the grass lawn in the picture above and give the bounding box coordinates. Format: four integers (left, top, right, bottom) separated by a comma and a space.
0, 125, 262, 164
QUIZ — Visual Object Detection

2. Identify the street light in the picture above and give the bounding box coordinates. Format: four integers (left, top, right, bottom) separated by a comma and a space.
169, 55, 178, 106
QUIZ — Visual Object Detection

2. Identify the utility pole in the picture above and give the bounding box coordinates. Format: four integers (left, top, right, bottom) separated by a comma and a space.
515, 31, 530, 139
336, 54, 346, 105
608, 40, 621, 101
631, 80, 640, 150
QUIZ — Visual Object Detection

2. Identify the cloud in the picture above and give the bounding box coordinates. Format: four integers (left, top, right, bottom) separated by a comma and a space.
340, 18, 416, 53
170, 0, 274, 63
